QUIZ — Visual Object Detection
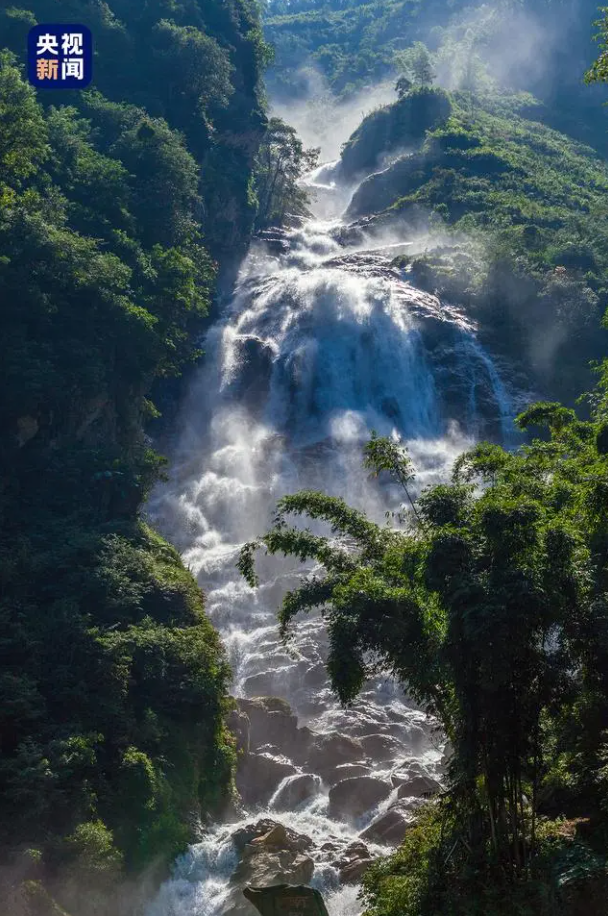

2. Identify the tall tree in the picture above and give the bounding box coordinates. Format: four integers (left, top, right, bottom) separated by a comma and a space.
254, 117, 319, 228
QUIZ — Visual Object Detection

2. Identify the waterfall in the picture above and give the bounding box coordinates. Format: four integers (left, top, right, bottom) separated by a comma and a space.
146, 166, 514, 916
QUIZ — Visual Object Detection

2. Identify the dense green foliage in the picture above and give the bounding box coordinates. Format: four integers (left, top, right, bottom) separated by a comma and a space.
241, 399, 608, 913
262, 0, 608, 152
0, 2, 269, 913
262, 0, 427, 97
339, 85, 608, 401
254, 117, 320, 228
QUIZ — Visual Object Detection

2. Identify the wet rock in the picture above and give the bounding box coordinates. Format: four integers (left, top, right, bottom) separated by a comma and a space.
270, 774, 321, 811
290, 726, 315, 766
306, 734, 366, 777
389, 796, 426, 815
323, 764, 372, 787
391, 759, 430, 787
301, 663, 327, 688
360, 733, 404, 762
396, 775, 442, 799
336, 841, 369, 863
242, 671, 282, 697
226, 844, 315, 915
328, 776, 392, 820
237, 697, 300, 753
226, 821, 316, 915
243, 886, 329, 916
232, 819, 313, 853
256, 229, 291, 255
320, 842, 339, 853
336, 842, 374, 884
339, 857, 374, 884
360, 807, 412, 846
227, 337, 274, 411
236, 753, 297, 807
237, 843, 314, 888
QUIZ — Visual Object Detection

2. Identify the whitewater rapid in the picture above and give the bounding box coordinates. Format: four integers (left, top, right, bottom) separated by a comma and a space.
146, 163, 513, 916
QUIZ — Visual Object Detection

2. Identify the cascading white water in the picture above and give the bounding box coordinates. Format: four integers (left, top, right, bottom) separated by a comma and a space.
146, 163, 514, 916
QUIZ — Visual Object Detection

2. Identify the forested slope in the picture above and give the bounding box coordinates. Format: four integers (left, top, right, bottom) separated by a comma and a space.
0, 4, 268, 915
263, 0, 608, 152
338, 86, 608, 400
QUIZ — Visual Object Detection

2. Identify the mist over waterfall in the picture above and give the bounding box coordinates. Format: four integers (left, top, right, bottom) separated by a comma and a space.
147, 163, 514, 916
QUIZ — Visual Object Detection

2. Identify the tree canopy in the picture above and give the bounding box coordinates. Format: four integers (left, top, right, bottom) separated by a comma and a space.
0, 1, 269, 912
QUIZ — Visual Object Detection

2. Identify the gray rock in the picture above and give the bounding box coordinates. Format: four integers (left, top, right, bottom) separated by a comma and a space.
328, 776, 392, 820
232, 820, 313, 853
237, 697, 299, 753
339, 857, 374, 884
390, 759, 429, 786
270, 774, 321, 810
396, 775, 442, 799
323, 764, 372, 787
336, 841, 374, 884
236, 753, 297, 807
225, 822, 316, 916
306, 734, 366, 776
242, 671, 283, 697
360, 733, 404, 762
360, 807, 412, 846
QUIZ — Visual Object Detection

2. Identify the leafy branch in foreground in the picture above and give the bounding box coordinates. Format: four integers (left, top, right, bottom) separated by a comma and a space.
239, 418, 608, 905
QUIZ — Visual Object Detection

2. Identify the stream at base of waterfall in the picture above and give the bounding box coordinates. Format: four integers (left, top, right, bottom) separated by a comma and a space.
146, 160, 515, 916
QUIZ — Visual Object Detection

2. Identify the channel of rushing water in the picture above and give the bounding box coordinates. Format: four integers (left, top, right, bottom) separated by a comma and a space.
147, 162, 513, 916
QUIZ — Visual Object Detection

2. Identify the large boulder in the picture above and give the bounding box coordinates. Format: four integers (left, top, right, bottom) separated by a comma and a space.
396, 775, 442, 799
335, 841, 374, 884
236, 753, 297, 807
226, 821, 316, 916
323, 764, 372, 787
328, 776, 392, 820
237, 697, 312, 762
270, 774, 321, 811
360, 733, 404, 762
360, 806, 412, 846
232, 820, 313, 854
243, 885, 330, 916
306, 734, 366, 778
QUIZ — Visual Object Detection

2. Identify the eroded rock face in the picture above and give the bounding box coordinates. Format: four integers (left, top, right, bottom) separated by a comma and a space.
328, 776, 392, 820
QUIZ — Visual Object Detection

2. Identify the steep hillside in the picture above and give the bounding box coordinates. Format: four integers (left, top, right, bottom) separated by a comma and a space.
263, 0, 608, 152
333, 87, 608, 401
0, 3, 268, 915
